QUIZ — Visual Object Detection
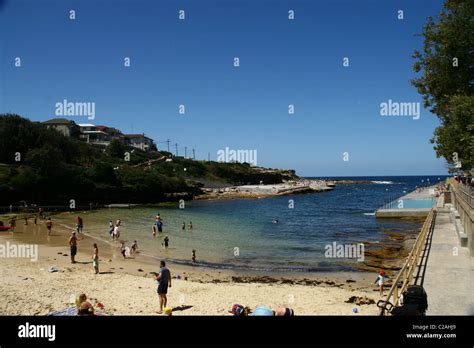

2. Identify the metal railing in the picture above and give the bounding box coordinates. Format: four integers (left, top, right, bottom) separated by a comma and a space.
378, 208, 436, 315
452, 180, 474, 209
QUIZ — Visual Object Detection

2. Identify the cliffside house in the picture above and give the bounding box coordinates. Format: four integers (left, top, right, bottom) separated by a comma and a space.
43, 118, 80, 137
125, 133, 154, 151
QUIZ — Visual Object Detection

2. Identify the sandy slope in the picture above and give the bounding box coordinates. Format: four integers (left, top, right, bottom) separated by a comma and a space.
0, 241, 379, 316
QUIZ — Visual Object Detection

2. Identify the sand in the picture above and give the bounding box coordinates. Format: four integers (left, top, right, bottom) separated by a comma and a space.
0, 220, 381, 316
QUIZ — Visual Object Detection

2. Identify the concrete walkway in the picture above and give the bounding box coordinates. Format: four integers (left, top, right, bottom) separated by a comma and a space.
422, 211, 474, 315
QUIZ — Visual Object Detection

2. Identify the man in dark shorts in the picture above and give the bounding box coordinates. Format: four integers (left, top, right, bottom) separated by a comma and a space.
156, 218, 163, 233
154, 260, 172, 314
69, 231, 78, 264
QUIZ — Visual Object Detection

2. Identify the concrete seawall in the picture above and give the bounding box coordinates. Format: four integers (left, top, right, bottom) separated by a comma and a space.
447, 180, 474, 256
376, 185, 438, 218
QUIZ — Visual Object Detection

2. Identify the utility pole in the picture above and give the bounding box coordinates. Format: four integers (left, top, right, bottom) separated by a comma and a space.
208, 152, 210, 162
192, 148, 195, 160
185, 146, 187, 158
175, 143, 178, 156
166, 139, 170, 152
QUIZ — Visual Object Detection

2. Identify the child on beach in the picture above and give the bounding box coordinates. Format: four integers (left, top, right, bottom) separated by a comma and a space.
374, 270, 388, 297
77, 216, 83, 233
113, 224, 120, 240
9, 217, 16, 232
162, 236, 169, 248
93, 243, 99, 274
120, 241, 126, 259
192, 249, 196, 263
131, 240, 138, 254
108, 220, 114, 237
46, 217, 53, 235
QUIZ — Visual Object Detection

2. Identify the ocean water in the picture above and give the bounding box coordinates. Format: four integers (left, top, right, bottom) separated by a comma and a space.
61, 176, 447, 272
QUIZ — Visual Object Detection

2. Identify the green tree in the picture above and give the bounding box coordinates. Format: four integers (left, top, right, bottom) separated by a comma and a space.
107, 138, 127, 159
411, 0, 474, 170
25, 144, 66, 177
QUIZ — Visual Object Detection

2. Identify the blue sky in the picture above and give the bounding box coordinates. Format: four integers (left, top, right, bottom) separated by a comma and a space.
0, 0, 448, 176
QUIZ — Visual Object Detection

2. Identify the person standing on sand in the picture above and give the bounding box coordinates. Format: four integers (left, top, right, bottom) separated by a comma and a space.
69, 231, 79, 264
9, 217, 16, 232
192, 249, 196, 263
77, 216, 83, 233
113, 223, 120, 241
120, 241, 127, 259
154, 260, 172, 314
374, 270, 388, 297
34, 213, 38, 225
131, 240, 138, 254
46, 217, 53, 235
108, 220, 114, 237
93, 243, 99, 274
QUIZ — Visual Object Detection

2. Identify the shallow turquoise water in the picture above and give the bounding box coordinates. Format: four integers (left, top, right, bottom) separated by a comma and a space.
58, 176, 446, 272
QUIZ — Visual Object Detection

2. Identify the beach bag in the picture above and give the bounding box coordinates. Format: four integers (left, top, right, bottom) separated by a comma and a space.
390, 303, 423, 316
401, 285, 428, 314
229, 304, 246, 316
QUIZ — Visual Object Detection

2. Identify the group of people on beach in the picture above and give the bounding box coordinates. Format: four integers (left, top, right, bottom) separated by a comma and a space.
6, 208, 54, 235
109, 219, 121, 240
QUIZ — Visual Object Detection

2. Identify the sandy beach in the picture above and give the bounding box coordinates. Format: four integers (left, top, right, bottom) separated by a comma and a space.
0, 219, 381, 316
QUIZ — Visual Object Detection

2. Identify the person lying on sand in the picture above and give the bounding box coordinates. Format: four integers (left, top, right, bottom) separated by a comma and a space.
229, 304, 294, 316
76, 294, 94, 316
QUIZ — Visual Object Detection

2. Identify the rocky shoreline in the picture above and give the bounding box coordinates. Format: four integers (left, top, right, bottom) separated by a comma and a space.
196, 179, 334, 200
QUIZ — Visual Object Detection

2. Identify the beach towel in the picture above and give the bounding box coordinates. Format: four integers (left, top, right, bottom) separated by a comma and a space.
48, 306, 113, 316
48, 307, 77, 316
